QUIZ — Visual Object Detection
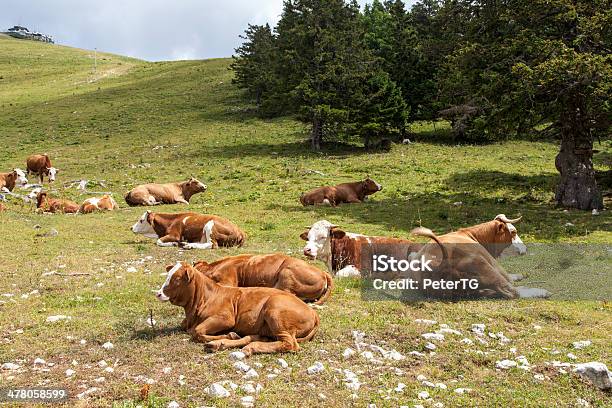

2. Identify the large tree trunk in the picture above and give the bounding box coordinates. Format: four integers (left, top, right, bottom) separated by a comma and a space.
554, 100, 603, 210
311, 115, 322, 151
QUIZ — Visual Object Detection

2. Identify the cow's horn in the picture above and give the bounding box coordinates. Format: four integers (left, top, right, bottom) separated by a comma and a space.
495, 214, 522, 223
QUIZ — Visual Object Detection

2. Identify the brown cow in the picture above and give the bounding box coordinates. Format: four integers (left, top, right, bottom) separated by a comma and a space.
125, 178, 207, 206
156, 262, 320, 355
301, 220, 420, 277
0, 203, 6, 212
79, 195, 118, 214
36, 191, 79, 214
0, 169, 28, 192
193, 253, 333, 305
411, 215, 550, 299
26, 154, 58, 183
131, 211, 246, 249
300, 178, 382, 206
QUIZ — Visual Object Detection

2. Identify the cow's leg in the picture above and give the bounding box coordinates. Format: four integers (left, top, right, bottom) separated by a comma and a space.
156, 235, 180, 247
241, 332, 299, 356
176, 198, 189, 205
189, 317, 235, 343
206, 334, 264, 351
183, 220, 214, 249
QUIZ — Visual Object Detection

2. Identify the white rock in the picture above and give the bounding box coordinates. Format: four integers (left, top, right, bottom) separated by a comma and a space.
126, 266, 138, 273
422, 333, 444, 342
395, 383, 406, 392
76, 387, 99, 399
104, 367, 114, 373
46, 315, 72, 323
471, 324, 485, 334
342, 347, 356, 359
576, 398, 590, 407
422, 381, 435, 388
162, 367, 172, 374
567, 353, 577, 360
425, 342, 436, 351
307, 361, 325, 375
416, 374, 427, 382
277, 358, 288, 368
414, 319, 437, 325
241, 396, 255, 407
33, 358, 46, 366
98, 360, 108, 368
435, 383, 447, 389
361, 351, 375, 360
409, 351, 426, 357
454, 388, 471, 394
234, 361, 251, 372
244, 369, 259, 379
241, 383, 258, 394
80, 339, 87, 345
94, 377, 106, 383
205, 383, 230, 398
167, 402, 179, 408
102, 342, 114, 350
496, 359, 518, 369
65, 369, 76, 377
437, 328, 462, 336
433, 403, 444, 408
417, 390, 430, 399
533, 374, 545, 381
591, 209, 599, 216
460, 338, 473, 345
573, 340, 592, 349
1, 363, 20, 370
229, 351, 246, 360
220, 380, 238, 390
573, 362, 612, 390
318, 393, 327, 400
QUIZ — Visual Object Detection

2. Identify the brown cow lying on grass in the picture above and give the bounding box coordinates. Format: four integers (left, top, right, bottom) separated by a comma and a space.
36, 191, 79, 214
26, 154, 58, 183
193, 253, 333, 305
79, 195, 118, 213
300, 178, 382, 206
0, 169, 28, 192
131, 211, 246, 249
156, 262, 320, 355
125, 177, 207, 206
411, 215, 550, 299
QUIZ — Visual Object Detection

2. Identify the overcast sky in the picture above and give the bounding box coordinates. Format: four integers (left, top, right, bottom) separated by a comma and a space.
1, 0, 417, 61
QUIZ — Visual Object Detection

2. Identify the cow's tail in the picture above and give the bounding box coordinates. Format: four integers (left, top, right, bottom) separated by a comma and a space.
296, 311, 320, 343
314, 272, 334, 305
411, 227, 448, 271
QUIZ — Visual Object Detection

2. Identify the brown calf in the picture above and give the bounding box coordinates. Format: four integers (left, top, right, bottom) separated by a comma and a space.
26, 154, 58, 183
80, 195, 118, 214
131, 211, 246, 249
36, 192, 79, 214
125, 178, 207, 206
0, 169, 28, 192
300, 178, 382, 206
193, 253, 333, 305
156, 262, 320, 356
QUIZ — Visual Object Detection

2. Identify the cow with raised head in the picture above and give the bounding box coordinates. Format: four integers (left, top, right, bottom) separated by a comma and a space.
411, 214, 550, 299
36, 191, 79, 214
300, 220, 420, 277
0, 169, 28, 192
131, 211, 246, 249
124, 177, 207, 206
26, 154, 58, 183
193, 253, 333, 305
156, 261, 320, 355
300, 178, 382, 206
79, 195, 118, 214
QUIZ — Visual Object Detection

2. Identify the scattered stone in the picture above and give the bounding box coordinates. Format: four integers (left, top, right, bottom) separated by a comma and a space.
567, 353, 577, 360
496, 360, 518, 370
205, 383, 230, 398
33, 358, 46, 366
167, 402, 179, 408
307, 361, 325, 375
65, 369, 76, 377
234, 361, 251, 373
425, 342, 436, 351
414, 319, 437, 325
229, 351, 246, 361
76, 387, 99, 399
46, 315, 72, 323
573, 362, 612, 390
343, 369, 361, 391
241, 396, 255, 407
418, 390, 430, 399
572, 340, 592, 350
395, 383, 406, 392
1, 363, 20, 370
422, 333, 444, 342
244, 369, 259, 379
533, 374, 545, 381
471, 324, 485, 334
454, 388, 472, 394
162, 367, 172, 374
102, 342, 114, 350
277, 358, 289, 369
343, 347, 356, 359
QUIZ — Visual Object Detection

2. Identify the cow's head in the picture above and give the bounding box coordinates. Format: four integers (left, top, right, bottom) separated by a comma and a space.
26, 187, 42, 201
35, 191, 47, 208
131, 210, 158, 238
363, 178, 382, 194
46, 167, 58, 182
13, 169, 28, 186
493, 214, 526, 255
156, 262, 195, 306
185, 177, 207, 193
300, 220, 345, 261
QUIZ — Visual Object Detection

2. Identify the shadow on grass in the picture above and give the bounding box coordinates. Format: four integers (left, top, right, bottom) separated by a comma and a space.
273, 169, 610, 241
131, 325, 183, 341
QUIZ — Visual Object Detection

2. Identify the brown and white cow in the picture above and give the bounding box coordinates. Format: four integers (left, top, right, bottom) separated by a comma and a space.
36, 191, 79, 214
300, 178, 382, 206
26, 154, 58, 183
131, 211, 246, 249
156, 261, 320, 355
125, 178, 207, 206
300, 220, 421, 277
193, 253, 333, 305
0, 169, 28, 192
410, 214, 549, 299
79, 195, 118, 214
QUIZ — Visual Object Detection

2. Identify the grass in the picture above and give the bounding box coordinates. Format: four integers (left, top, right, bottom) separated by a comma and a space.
0, 34, 610, 407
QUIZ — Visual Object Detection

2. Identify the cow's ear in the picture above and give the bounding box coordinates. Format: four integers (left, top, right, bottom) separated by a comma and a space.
300, 231, 309, 241
331, 229, 346, 239
497, 222, 506, 233
184, 266, 194, 282
165, 264, 174, 272
193, 260, 209, 270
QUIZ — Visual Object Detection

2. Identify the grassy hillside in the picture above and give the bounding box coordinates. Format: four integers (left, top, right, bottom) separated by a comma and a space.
0, 35, 610, 407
